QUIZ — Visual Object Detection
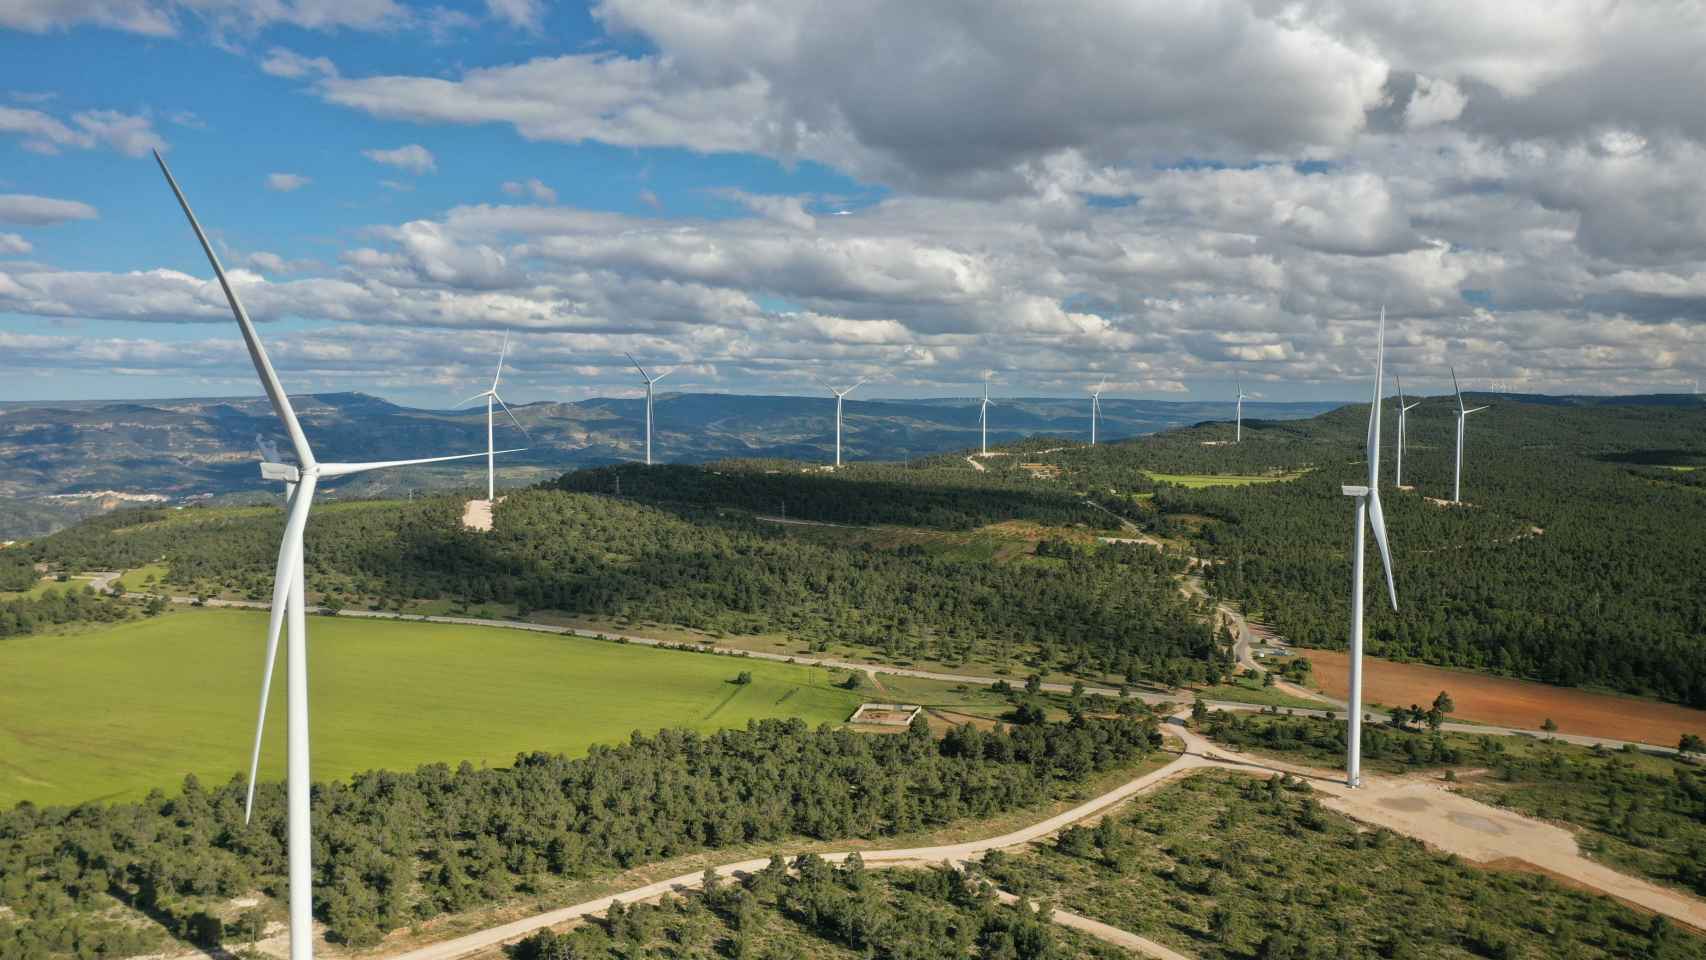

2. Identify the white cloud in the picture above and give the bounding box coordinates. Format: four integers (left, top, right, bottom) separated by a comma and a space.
266, 172, 311, 192
362, 143, 436, 174
486, 0, 544, 31
261, 47, 339, 80
0, 0, 409, 38
1404, 75, 1467, 129
0, 233, 31, 254
0, 105, 165, 156
500, 178, 557, 203
0, 194, 99, 225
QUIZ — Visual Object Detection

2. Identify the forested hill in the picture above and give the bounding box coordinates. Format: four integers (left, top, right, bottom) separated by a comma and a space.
995, 393, 1706, 708
0, 391, 1334, 537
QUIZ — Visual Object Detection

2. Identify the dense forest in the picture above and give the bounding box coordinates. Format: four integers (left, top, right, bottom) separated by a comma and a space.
28, 491, 1208, 680
507, 856, 1113, 960
0, 714, 1156, 960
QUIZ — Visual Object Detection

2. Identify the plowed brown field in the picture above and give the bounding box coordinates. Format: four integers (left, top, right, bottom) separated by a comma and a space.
1301, 649, 1706, 747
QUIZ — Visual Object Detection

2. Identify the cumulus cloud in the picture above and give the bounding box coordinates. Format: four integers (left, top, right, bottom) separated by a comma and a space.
0, 104, 165, 156
1, 0, 408, 37
0, 194, 99, 225
265, 172, 311, 192
0, 233, 31, 254
486, 0, 544, 31
362, 143, 436, 174
261, 47, 339, 80
500, 178, 557, 203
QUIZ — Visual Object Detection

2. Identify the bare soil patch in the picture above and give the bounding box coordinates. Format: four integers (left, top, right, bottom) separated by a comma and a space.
1302, 648, 1706, 746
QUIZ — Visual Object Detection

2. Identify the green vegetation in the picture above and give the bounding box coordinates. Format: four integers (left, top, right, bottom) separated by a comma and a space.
26, 488, 1213, 686
114, 563, 167, 593
1204, 712, 1706, 897
508, 859, 1121, 960
0, 608, 873, 807
1192, 672, 1324, 709
0, 713, 1159, 959
0, 583, 144, 641
978, 770, 1704, 959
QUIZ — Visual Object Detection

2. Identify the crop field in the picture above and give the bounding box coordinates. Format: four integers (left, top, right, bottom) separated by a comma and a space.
1302, 647, 1706, 746
1143, 471, 1304, 488
0, 608, 867, 807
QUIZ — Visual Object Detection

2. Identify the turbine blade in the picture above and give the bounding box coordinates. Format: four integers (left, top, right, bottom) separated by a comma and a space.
318, 449, 519, 478
1451, 365, 1464, 411
1395, 373, 1405, 407
454, 392, 489, 408
1367, 306, 1385, 487
494, 393, 530, 441
155, 151, 316, 471
245, 474, 317, 822
626, 352, 650, 381
845, 378, 867, 395
492, 331, 510, 392
1367, 488, 1399, 611
651, 368, 672, 385
1466, 405, 1490, 414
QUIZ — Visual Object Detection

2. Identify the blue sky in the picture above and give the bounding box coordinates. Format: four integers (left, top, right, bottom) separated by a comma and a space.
4, 1, 1704, 406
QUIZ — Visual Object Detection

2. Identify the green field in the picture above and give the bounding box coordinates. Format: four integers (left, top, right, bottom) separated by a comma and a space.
0, 608, 867, 807
1144, 471, 1304, 488
115, 563, 168, 592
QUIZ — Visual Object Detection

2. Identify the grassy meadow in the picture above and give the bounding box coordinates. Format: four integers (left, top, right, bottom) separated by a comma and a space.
0, 607, 867, 807
1143, 471, 1305, 488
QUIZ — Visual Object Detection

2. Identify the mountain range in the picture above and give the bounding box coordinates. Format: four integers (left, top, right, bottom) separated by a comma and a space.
0, 390, 1341, 537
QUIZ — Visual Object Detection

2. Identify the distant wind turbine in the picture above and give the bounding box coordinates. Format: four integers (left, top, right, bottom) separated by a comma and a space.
1451, 366, 1490, 503
816, 375, 867, 467
626, 353, 672, 466
1235, 377, 1250, 443
155, 151, 510, 960
1393, 374, 1422, 488
1089, 378, 1106, 445
457, 333, 529, 501
978, 374, 995, 456
1340, 307, 1399, 789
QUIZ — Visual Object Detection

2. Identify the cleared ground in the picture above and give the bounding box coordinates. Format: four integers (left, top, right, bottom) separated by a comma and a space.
0, 608, 866, 807
1303, 647, 1706, 746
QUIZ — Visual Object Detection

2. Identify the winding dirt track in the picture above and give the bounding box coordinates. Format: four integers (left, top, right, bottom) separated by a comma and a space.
368, 721, 1706, 960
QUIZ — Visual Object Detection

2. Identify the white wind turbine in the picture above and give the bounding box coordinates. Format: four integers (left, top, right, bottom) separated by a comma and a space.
816, 375, 866, 467
1450, 366, 1490, 503
1393, 374, 1423, 488
1235, 377, 1250, 443
625, 353, 671, 466
457, 333, 529, 501
156, 151, 511, 960
978, 374, 995, 456
1089, 378, 1106, 445
1340, 307, 1399, 789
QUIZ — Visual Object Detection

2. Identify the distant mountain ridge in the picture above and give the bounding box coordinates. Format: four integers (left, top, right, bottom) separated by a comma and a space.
0, 390, 1348, 536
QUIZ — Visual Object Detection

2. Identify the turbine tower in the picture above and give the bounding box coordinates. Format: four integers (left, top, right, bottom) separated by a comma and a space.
1089, 378, 1106, 445
626, 353, 672, 466
978, 374, 995, 456
1450, 367, 1490, 503
457, 333, 529, 501
1235, 377, 1250, 443
1340, 307, 1399, 789
1393, 374, 1422, 488
156, 151, 509, 960
816, 376, 867, 467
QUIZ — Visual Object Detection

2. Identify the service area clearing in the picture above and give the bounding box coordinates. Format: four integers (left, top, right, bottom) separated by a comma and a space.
0, 608, 868, 808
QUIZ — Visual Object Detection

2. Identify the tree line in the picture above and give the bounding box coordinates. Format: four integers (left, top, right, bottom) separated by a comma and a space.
0, 714, 1157, 960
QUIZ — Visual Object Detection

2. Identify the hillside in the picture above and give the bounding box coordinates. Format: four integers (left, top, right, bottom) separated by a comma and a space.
0, 391, 1335, 538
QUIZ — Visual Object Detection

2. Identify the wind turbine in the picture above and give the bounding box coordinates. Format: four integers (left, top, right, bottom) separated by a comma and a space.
156, 151, 509, 960
625, 353, 671, 466
1340, 307, 1399, 789
457, 334, 529, 501
1450, 367, 1489, 503
978, 374, 994, 456
816, 376, 867, 467
1393, 374, 1423, 488
1235, 378, 1250, 443
1089, 378, 1106, 445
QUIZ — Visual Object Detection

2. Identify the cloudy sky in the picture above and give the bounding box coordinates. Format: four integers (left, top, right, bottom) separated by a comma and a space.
3, 0, 1705, 406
